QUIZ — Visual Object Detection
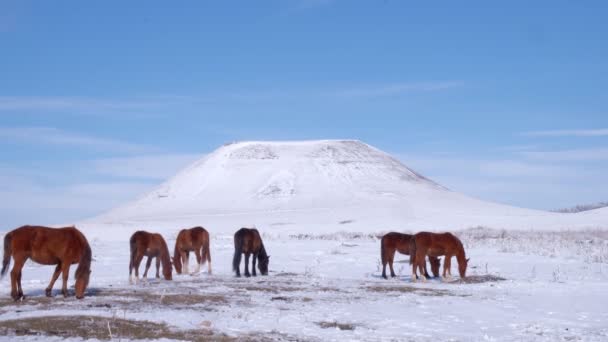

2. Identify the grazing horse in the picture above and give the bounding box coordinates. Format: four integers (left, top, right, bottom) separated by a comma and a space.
380, 232, 440, 279
129, 231, 172, 283
173, 226, 212, 275
233, 228, 269, 277
410, 232, 469, 282
1, 225, 92, 300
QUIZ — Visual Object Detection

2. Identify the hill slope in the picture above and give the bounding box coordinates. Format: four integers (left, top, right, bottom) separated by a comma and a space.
90, 140, 607, 237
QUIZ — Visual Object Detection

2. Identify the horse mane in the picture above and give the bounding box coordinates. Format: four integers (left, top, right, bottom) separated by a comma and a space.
173, 230, 185, 271
75, 232, 92, 279
158, 235, 172, 274
258, 241, 268, 260
448, 233, 466, 261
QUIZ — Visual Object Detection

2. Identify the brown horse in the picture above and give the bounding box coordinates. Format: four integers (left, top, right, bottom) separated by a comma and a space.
129, 231, 172, 283
233, 228, 269, 277
380, 232, 440, 279
173, 226, 211, 275
1, 225, 92, 300
410, 232, 469, 282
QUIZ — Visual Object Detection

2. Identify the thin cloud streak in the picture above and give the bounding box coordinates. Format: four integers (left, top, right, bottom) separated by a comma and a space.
333, 81, 464, 98
522, 129, 608, 137
0, 126, 154, 153
92, 154, 202, 179
0, 96, 161, 112
520, 147, 608, 162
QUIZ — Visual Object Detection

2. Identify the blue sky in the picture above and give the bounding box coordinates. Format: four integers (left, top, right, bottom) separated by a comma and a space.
1, 0, 607, 227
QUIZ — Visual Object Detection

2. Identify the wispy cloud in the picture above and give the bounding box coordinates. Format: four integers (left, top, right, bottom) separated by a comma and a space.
0, 96, 161, 113
0, 126, 154, 153
522, 129, 608, 137
520, 147, 608, 162
333, 81, 464, 98
92, 154, 201, 179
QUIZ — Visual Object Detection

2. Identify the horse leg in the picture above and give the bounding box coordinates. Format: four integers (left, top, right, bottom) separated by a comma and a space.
429, 256, 440, 278
442, 256, 452, 281
416, 251, 427, 283
388, 251, 397, 278
244, 253, 251, 277
143, 256, 153, 279
10, 256, 26, 300
45, 264, 62, 297
61, 264, 71, 297
252, 253, 257, 277
132, 252, 145, 284
194, 248, 202, 274
155, 256, 161, 278
184, 251, 190, 274
423, 257, 431, 278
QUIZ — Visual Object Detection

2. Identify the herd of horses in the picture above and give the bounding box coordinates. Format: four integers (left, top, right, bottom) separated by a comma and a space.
1, 225, 468, 300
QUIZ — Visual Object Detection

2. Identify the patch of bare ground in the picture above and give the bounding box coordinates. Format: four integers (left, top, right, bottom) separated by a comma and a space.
364, 285, 466, 297
449, 274, 507, 284
0, 315, 232, 341
315, 321, 359, 331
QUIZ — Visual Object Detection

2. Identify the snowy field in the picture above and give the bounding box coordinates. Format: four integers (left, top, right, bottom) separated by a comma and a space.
1, 226, 607, 341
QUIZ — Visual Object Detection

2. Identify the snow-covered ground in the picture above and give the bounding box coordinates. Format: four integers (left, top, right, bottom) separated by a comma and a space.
2, 140, 607, 340
1, 227, 607, 341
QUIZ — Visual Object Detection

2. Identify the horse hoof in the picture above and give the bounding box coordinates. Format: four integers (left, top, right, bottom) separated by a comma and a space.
245, 274, 251, 278
45, 289, 52, 297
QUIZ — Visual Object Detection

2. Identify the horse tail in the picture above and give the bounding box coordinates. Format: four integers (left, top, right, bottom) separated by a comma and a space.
1, 232, 12, 279
204, 234, 211, 265
232, 232, 243, 273
380, 235, 387, 266
409, 236, 417, 266
129, 234, 137, 275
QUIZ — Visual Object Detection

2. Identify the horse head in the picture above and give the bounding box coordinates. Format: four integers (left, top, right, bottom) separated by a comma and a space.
459, 257, 470, 279
258, 255, 270, 275
75, 269, 91, 299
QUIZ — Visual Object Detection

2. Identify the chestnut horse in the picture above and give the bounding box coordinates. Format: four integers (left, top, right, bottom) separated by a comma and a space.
129, 231, 172, 283
380, 232, 440, 279
233, 228, 269, 277
173, 226, 211, 275
1, 225, 92, 300
410, 232, 469, 282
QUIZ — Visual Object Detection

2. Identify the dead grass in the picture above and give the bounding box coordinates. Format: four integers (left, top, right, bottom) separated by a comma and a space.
450, 274, 506, 284
364, 285, 465, 297
0, 315, 232, 341
315, 321, 358, 331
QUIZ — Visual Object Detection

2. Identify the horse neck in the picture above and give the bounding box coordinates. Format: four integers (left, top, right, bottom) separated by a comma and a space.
258, 243, 268, 260
173, 240, 182, 269
75, 238, 92, 278
454, 239, 466, 263
159, 240, 172, 270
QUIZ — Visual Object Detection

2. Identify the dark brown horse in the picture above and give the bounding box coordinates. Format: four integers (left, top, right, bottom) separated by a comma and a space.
129, 231, 172, 283
173, 226, 211, 275
410, 232, 469, 282
380, 232, 440, 279
1, 225, 92, 300
233, 228, 269, 277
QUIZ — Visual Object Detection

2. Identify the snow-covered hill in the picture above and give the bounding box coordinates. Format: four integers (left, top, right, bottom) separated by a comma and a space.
89, 140, 607, 238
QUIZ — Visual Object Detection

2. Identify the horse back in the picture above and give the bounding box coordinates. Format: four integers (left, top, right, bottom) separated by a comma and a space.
382, 232, 412, 254
10, 225, 86, 265
235, 228, 262, 254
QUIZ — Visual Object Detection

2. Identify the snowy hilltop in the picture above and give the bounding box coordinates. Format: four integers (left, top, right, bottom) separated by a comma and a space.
89, 139, 607, 238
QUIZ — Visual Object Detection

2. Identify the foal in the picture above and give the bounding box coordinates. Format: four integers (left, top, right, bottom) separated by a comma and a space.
129, 231, 172, 283
1, 225, 92, 300
173, 226, 212, 275
233, 228, 269, 277
410, 231, 469, 282
380, 232, 440, 279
